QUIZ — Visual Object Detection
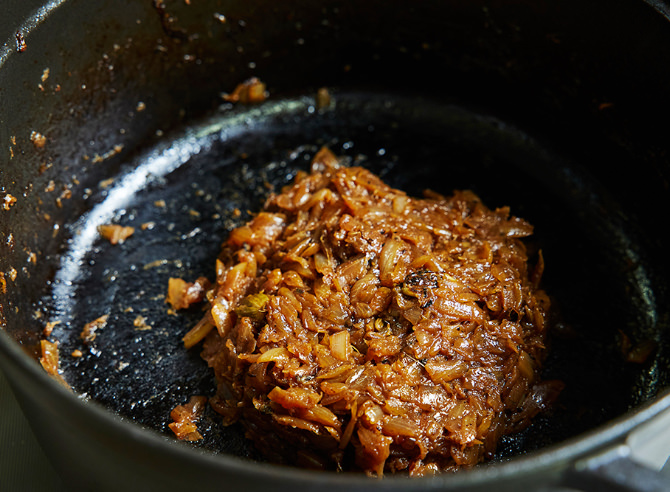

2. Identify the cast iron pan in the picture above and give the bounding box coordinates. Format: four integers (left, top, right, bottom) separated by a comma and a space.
1, 0, 670, 490
41, 89, 667, 461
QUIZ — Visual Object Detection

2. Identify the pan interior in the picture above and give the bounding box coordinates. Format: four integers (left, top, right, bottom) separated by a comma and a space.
43, 91, 662, 464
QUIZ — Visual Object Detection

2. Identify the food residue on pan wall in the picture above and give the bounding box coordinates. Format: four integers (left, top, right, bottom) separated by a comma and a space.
8, 135, 16, 159
37, 68, 61, 93
39, 340, 70, 389
315, 87, 332, 109
30, 131, 47, 149
2, 193, 17, 211
222, 77, 268, 104
25, 248, 37, 265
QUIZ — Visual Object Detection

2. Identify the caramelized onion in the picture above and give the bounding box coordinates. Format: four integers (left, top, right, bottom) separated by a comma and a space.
181, 147, 559, 476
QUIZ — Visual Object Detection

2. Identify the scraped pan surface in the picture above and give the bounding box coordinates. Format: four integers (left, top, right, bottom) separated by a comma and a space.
41, 89, 668, 464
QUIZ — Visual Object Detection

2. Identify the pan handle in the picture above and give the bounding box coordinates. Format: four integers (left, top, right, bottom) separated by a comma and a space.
562, 407, 670, 492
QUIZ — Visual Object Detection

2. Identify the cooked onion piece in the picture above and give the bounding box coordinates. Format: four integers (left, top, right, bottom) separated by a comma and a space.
97, 224, 135, 245
39, 339, 70, 389
169, 395, 208, 441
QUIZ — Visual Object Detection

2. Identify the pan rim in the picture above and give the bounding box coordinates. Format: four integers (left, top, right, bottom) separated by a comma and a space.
1, 327, 669, 488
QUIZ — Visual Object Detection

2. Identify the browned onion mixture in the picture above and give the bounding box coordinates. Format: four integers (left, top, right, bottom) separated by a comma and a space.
173, 147, 562, 476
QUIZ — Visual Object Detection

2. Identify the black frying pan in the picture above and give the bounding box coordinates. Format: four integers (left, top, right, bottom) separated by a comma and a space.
40, 90, 668, 459
1, 0, 669, 490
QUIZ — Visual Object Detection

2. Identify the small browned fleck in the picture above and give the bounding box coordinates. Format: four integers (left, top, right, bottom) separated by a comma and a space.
44, 320, 62, 337
80, 314, 109, 344
58, 188, 73, 206
316, 87, 332, 109
99, 177, 115, 189
9, 136, 16, 159
30, 131, 47, 149
98, 224, 135, 245
133, 315, 152, 330
39, 161, 52, 174
222, 77, 268, 104
2, 193, 17, 211
26, 250, 37, 264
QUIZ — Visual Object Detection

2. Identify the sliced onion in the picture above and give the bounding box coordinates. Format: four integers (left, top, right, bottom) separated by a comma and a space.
330, 330, 352, 362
